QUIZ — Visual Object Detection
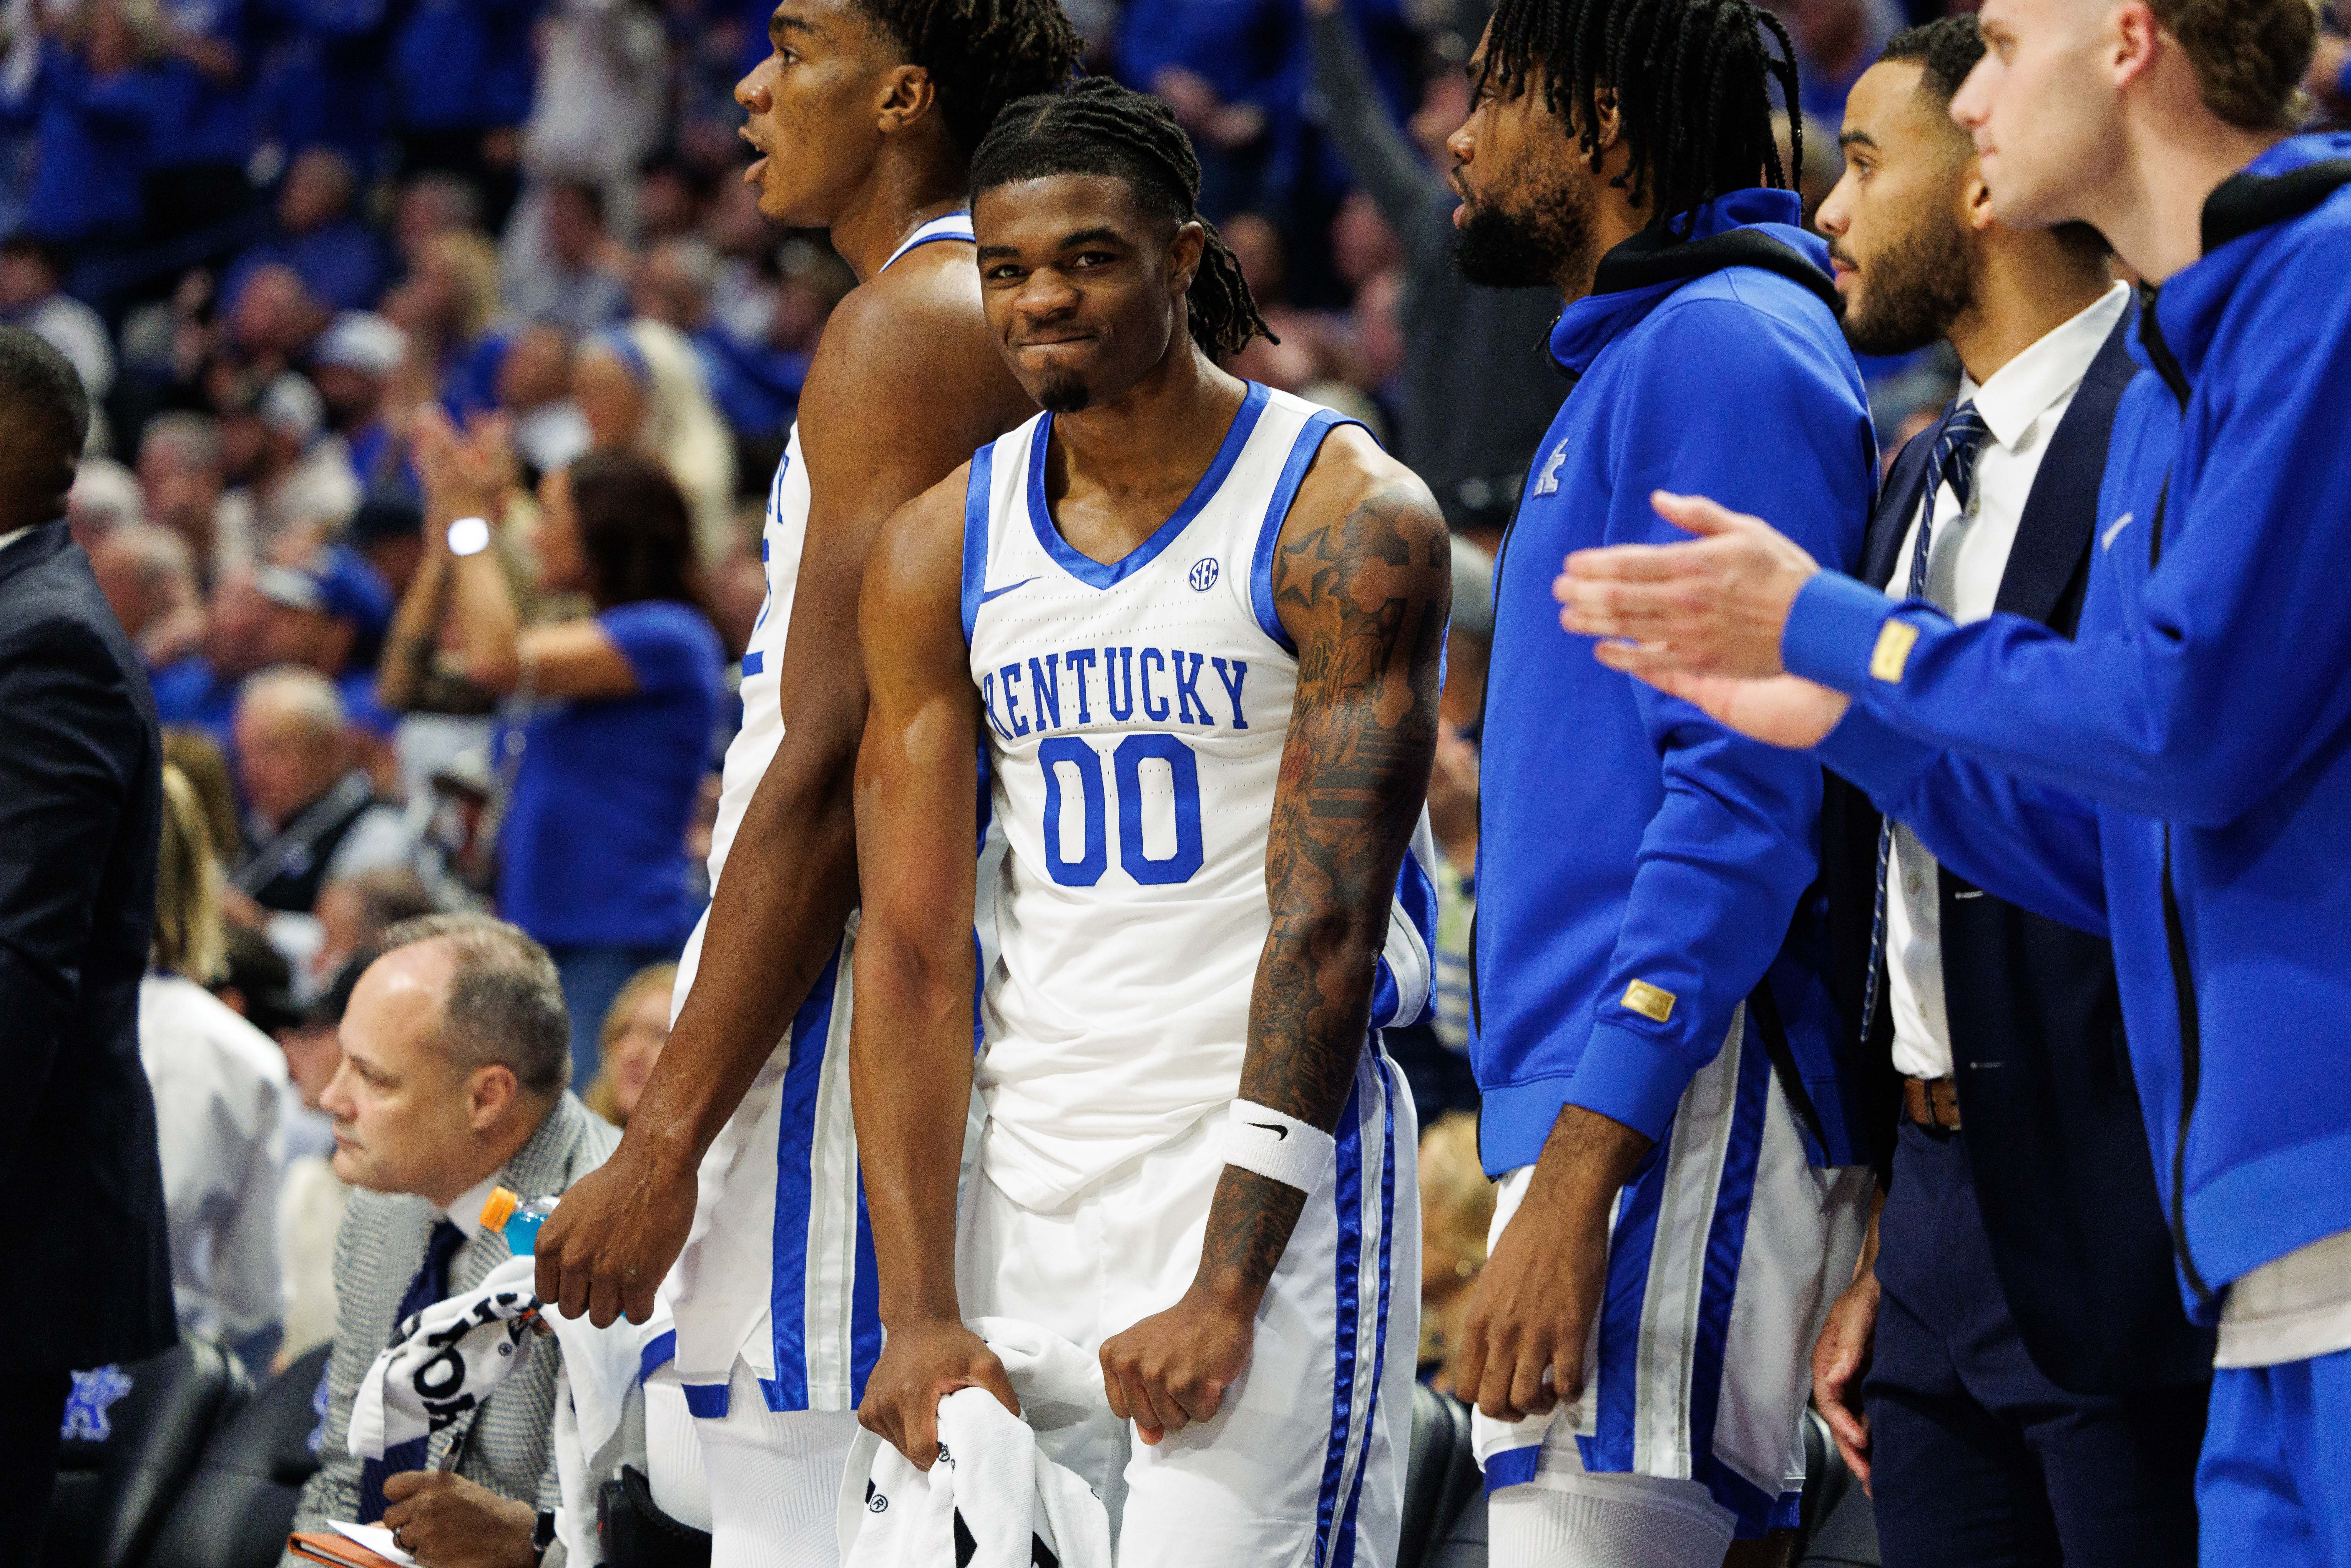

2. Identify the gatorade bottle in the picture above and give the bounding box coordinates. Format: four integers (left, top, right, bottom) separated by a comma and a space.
480, 1187, 559, 1255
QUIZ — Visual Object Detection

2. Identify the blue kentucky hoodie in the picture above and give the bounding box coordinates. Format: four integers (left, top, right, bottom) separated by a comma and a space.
1788, 134, 2351, 1319
1471, 188, 1876, 1176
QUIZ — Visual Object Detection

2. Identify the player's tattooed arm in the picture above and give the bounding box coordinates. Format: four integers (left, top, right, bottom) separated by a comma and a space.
1098, 431, 1445, 1445
1216, 444, 1450, 1294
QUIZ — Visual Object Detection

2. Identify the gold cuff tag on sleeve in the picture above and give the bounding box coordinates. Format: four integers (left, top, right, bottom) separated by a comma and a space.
1622, 980, 1676, 1023
1869, 619, 1920, 684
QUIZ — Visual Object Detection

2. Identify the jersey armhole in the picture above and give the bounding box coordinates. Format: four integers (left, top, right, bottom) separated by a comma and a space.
959, 443, 995, 646
1248, 410, 1366, 655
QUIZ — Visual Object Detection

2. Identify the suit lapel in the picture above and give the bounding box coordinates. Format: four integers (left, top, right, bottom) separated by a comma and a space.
1864, 428, 1938, 590
0, 521, 69, 593
1993, 309, 2138, 628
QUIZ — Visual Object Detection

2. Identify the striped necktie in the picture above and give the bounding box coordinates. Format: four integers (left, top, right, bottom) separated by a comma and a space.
1860, 401, 1991, 1046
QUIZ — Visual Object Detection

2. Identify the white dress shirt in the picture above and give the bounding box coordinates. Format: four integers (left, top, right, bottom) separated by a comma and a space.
443, 1169, 507, 1243
138, 973, 291, 1343
0, 524, 31, 555
1883, 283, 2131, 1082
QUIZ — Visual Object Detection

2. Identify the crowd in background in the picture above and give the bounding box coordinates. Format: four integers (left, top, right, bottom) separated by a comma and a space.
19, 0, 2349, 1392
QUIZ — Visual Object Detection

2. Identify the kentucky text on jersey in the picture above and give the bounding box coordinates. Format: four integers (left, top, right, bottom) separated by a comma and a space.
979, 645, 1252, 740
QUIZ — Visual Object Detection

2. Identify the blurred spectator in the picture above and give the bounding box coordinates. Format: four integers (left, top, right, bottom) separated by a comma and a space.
150, 560, 272, 738
2310, 23, 2351, 124
0, 0, 162, 252
382, 226, 503, 418
221, 144, 387, 312
218, 919, 303, 1026
145, 0, 262, 241
310, 865, 435, 994
66, 453, 146, 543
313, 309, 414, 497
385, 0, 536, 228
0, 235, 110, 408
288, 913, 617, 1542
91, 521, 209, 668
226, 663, 417, 963
271, 945, 369, 1366
496, 318, 594, 476
163, 723, 244, 858
350, 490, 427, 596
580, 960, 674, 1127
1768, 0, 1901, 128
385, 411, 721, 1090
138, 410, 231, 577
633, 153, 709, 247
1115, 0, 1288, 216
637, 234, 809, 449
574, 317, 736, 567
248, 0, 394, 183
503, 176, 631, 335
514, 0, 667, 235
215, 371, 362, 560
1305, 0, 1563, 548
250, 539, 395, 712
143, 762, 287, 1370
224, 261, 330, 379
1416, 1111, 1496, 1395
391, 172, 483, 276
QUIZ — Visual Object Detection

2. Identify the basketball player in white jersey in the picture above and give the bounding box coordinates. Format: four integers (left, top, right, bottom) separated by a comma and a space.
531, 3, 1080, 1561
852, 80, 1450, 1566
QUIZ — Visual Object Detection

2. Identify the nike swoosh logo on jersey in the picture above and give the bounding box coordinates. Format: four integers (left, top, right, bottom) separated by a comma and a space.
978, 576, 1038, 605
2100, 512, 2135, 551
1248, 1121, 1290, 1140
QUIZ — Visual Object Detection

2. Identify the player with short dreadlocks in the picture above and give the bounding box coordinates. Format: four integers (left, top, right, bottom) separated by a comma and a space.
531, 1, 1080, 1560
1445, 2, 1878, 1565
851, 77, 1449, 1568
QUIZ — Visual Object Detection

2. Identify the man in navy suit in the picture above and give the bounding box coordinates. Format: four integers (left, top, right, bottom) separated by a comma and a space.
0, 327, 176, 1557
1802, 21, 2210, 1567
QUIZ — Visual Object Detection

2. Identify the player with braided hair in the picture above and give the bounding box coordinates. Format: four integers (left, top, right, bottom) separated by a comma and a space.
851, 78, 1449, 1568
1443, 1, 1877, 1565
529, 0, 1079, 1561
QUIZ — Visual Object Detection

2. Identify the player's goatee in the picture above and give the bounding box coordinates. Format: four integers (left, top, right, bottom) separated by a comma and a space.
1039, 371, 1092, 414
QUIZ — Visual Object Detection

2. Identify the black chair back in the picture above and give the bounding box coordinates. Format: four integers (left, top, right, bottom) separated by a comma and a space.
42, 1338, 251, 1568
1399, 1384, 1483, 1568
142, 1343, 333, 1568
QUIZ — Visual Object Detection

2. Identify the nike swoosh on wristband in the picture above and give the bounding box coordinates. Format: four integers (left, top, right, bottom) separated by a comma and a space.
978, 576, 1038, 604
1248, 1122, 1291, 1140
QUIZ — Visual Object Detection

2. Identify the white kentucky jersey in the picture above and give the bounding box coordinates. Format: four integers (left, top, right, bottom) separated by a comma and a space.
961, 380, 1438, 1210
665, 209, 979, 1418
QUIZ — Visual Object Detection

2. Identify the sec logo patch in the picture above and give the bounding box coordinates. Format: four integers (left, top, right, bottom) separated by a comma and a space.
1189, 558, 1221, 591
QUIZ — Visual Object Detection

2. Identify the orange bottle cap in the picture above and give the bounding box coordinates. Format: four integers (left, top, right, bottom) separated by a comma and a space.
480, 1185, 520, 1232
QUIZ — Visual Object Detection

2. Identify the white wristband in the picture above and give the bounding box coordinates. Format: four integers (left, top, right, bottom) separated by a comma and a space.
1210, 1100, 1337, 1193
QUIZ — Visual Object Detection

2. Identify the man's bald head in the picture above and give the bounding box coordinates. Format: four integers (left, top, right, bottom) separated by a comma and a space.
0, 328, 89, 532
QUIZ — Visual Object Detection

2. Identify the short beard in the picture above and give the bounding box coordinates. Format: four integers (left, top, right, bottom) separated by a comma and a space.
1452, 162, 1596, 292
1037, 368, 1092, 415
1840, 212, 1973, 358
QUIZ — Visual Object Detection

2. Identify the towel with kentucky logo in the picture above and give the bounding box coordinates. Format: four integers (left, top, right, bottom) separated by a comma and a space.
348, 1255, 543, 1460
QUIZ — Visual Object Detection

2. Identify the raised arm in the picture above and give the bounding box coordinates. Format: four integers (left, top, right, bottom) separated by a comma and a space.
534, 258, 1032, 1327
1099, 426, 1448, 1444
848, 472, 1017, 1469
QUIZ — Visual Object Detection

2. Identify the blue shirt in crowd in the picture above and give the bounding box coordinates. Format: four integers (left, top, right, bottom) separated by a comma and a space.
392, 0, 541, 132
498, 599, 722, 950
0, 51, 157, 243
152, 0, 259, 170
221, 216, 386, 311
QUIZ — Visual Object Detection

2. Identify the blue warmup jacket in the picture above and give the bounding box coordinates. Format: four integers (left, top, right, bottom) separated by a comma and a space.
1471, 188, 1876, 1177
1789, 135, 2351, 1320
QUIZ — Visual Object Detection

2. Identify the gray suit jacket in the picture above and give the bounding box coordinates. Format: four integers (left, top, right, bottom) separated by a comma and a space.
285, 1093, 618, 1556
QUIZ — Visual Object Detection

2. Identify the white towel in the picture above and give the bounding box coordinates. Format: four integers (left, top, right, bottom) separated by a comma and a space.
347, 1253, 677, 1568
838, 1318, 1123, 1568
348, 1256, 542, 1461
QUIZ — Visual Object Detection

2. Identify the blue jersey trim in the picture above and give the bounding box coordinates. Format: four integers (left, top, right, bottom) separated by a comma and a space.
768, 944, 853, 1411
960, 444, 995, 644
1249, 409, 1363, 654
1333, 1059, 1401, 1565
638, 1328, 677, 1385
1588, 1135, 1670, 1470
1482, 1444, 1541, 1491
881, 210, 973, 272
1026, 381, 1270, 591
681, 1381, 729, 1419
1313, 1077, 1367, 1562
1680, 1022, 1776, 1537
1376, 845, 1440, 1029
